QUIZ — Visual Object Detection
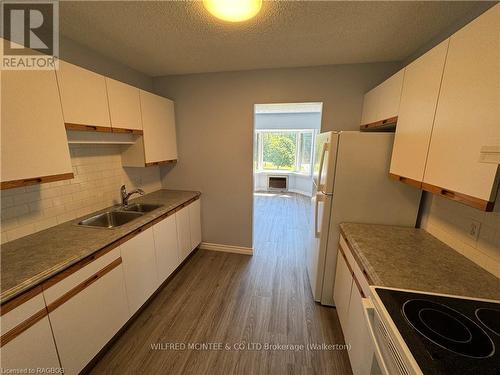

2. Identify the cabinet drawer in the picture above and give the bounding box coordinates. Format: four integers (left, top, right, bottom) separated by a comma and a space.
1, 289, 45, 334
339, 235, 370, 298
43, 247, 121, 305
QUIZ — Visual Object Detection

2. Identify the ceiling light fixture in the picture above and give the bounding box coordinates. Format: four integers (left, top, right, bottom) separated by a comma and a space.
203, 0, 262, 22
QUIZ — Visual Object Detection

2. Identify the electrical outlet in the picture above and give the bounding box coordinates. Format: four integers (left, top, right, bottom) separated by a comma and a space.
468, 220, 481, 241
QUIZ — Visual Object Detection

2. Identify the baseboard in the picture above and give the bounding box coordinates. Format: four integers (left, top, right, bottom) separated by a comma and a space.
199, 242, 253, 255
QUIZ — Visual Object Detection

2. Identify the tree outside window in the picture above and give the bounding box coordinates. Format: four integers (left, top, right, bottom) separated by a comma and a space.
255, 129, 316, 175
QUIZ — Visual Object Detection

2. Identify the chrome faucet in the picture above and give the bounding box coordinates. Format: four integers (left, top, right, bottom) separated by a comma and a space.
120, 185, 145, 206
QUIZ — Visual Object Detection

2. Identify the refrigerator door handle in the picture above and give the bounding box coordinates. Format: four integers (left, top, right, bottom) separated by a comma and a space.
314, 193, 326, 238
317, 142, 329, 192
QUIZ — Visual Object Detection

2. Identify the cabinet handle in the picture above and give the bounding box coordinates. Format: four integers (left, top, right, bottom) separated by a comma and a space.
441, 189, 455, 198
23, 177, 42, 183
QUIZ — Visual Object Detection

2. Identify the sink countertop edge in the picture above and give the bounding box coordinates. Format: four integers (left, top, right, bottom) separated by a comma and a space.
1, 189, 201, 305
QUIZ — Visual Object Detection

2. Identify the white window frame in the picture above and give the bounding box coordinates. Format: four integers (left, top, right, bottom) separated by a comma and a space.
254, 129, 316, 176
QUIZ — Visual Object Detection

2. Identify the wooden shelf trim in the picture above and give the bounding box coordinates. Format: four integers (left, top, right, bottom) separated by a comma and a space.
389, 173, 423, 189
144, 159, 177, 167
0, 172, 74, 190
421, 182, 495, 212
46, 258, 122, 313
360, 116, 398, 131
65, 123, 143, 135
389, 172, 494, 211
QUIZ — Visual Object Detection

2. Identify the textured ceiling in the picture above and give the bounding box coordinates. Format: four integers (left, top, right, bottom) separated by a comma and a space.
60, 1, 489, 77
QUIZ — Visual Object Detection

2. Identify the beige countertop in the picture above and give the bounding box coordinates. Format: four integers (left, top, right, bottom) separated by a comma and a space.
339, 223, 500, 301
1, 189, 200, 304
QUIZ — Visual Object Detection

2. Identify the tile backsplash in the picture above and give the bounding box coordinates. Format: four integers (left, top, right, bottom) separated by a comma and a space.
420, 192, 500, 277
1, 144, 162, 244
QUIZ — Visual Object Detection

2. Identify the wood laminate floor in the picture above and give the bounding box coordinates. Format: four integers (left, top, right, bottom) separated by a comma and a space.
89, 192, 352, 375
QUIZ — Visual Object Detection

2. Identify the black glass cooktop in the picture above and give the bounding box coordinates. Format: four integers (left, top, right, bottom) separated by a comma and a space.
375, 288, 500, 375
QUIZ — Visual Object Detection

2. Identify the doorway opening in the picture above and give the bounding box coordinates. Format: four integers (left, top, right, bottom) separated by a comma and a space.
252, 102, 322, 254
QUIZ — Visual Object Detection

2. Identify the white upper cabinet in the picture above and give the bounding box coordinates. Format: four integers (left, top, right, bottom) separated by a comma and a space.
121, 90, 178, 167
1, 68, 73, 189
141, 90, 178, 163
423, 5, 500, 205
105, 77, 143, 131
360, 69, 404, 126
56, 61, 111, 128
389, 39, 449, 183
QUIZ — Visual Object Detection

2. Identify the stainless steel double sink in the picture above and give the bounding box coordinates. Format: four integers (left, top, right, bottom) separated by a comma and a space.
78, 203, 163, 229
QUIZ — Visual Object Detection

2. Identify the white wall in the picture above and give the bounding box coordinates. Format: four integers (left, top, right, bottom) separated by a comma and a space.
60, 36, 153, 91
1, 145, 161, 244
420, 192, 500, 277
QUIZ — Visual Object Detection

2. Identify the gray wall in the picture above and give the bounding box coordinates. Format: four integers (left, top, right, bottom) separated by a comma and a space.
254, 112, 321, 130
154, 62, 400, 248
60, 36, 153, 90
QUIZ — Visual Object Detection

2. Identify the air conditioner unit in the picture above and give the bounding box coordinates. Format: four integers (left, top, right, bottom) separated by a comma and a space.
268, 176, 288, 191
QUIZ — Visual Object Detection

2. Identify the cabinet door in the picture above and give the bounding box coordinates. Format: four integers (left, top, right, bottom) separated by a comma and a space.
390, 40, 449, 183
0, 293, 60, 370
48, 263, 129, 375
120, 228, 159, 314
140, 90, 178, 163
1, 68, 73, 187
0, 317, 60, 370
106, 77, 142, 131
56, 61, 111, 128
176, 207, 191, 261
333, 249, 353, 335
188, 199, 202, 250
153, 214, 180, 284
346, 286, 375, 375
423, 5, 500, 203
361, 69, 404, 125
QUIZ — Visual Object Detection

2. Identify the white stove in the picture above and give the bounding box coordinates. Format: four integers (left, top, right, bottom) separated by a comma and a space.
363, 286, 500, 375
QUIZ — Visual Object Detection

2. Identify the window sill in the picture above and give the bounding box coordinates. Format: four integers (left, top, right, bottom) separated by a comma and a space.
254, 170, 312, 177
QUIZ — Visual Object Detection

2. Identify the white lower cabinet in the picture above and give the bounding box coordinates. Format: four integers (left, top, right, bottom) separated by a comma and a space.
346, 284, 375, 375
47, 263, 129, 375
334, 239, 375, 375
176, 206, 192, 261
120, 227, 159, 315
188, 199, 202, 251
333, 250, 353, 331
0, 295, 60, 370
153, 214, 181, 284
1, 197, 202, 373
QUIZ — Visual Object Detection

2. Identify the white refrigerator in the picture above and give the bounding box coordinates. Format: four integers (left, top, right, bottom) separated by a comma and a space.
307, 131, 422, 306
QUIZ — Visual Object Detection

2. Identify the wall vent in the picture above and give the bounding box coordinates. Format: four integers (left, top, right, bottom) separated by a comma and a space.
268, 176, 288, 191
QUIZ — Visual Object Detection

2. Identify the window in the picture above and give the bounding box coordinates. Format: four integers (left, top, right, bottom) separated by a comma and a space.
254, 129, 316, 175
